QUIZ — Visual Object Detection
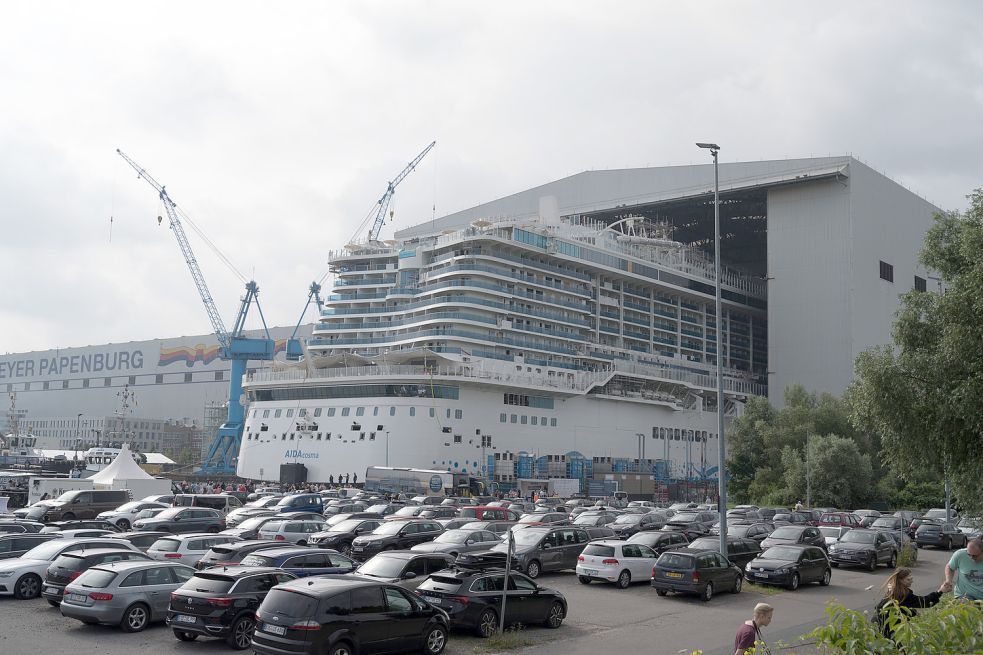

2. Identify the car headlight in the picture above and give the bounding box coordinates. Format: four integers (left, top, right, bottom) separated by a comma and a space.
774, 568, 788, 574
828, 545, 837, 552
0, 571, 15, 578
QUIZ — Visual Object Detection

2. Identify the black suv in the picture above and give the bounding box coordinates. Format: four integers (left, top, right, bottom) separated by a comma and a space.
41, 547, 150, 605
251, 576, 449, 655
626, 530, 691, 553
196, 540, 284, 570
461, 526, 590, 579
132, 507, 226, 534
169, 566, 296, 650
417, 566, 567, 637
355, 551, 455, 590
685, 536, 763, 569
350, 519, 444, 560
309, 518, 384, 556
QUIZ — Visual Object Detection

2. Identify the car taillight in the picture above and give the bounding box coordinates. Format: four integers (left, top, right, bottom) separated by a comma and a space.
692, 571, 701, 582
89, 592, 113, 601
207, 597, 234, 607
68, 571, 82, 581
164, 553, 182, 558
275, 535, 285, 541
577, 555, 585, 561
291, 620, 321, 631
449, 595, 470, 605
602, 559, 619, 565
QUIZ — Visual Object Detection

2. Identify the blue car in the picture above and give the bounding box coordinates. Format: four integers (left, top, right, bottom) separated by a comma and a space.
237, 546, 356, 577
273, 493, 324, 514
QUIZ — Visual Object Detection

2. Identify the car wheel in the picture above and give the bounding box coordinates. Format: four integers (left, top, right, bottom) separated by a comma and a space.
545, 601, 565, 628
831, 562, 839, 568
526, 560, 541, 579
207, 526, 220, 534
655, 589, 668, 597
62, 512, 76, 520
297, 540, 307, 546
887, 552, 897, 568
866, 554, 877, 572
46, 599, 60, 608
226, 614, 256, 650
174, 630, 198, 642
732, 575, 743, 594
13, 573, 41, 600
943, 537, 952, 550
328, 641, 354, 655
787, 573, 800, 591
475, 608, 498, 638
341, 542, 353, 557
121, 603, 150, 633
700, 581, 714, 602
423, 625, 447, 655
117, 519, 131, 531
616, 570, 631, 589
820, 568, 831, 586
578, 575, 591, 585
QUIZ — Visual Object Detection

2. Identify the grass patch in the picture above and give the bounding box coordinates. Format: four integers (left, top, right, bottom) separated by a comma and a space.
745, 582, 784, 596
471, 625, 537, 653
897, 544, 919, 568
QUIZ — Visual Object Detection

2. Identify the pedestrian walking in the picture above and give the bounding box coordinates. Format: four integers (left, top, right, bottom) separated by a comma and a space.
734, 603, 773, 655
794, 500, 803, 512
353, 472, 358, 485
940, 538, 983, 600
329, 474, 334, 485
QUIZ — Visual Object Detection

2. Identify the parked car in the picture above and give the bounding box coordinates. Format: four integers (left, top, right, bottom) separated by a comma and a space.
650, 548, 743, 601
239, 546, 357, 578
147, 533, 241, 566
760, 526, 826, 551
818, 526, 852, 547
626, 530, 691, 553
251, 575, 450, 655
417, 566, 566, 637
350, 519, 444, 560
744, 545, 832, 590
0, 520, 45, 534
515, 511, 569, 527
727, 509, 763, 522
853, 509, 882, 521
40, 520, 122, 533
172, 493, 243, 515
772, 511, 817, 526
97, 501, 169, 531
323, 502, 369, 516
460, 526, 590, 579
225, 507, 277, 528
221, 514, 287, 540
914, 522, 968, 550
132, 507, 226, 534
685, 536, 763, 569
907, 516, 942, 539
133, 507, 166, 522
456, 506, 521, 522
869, 516, 905, 532
48, 528, 114, 539
572, 512, 618, 527
325, 511, 383, 528
758, 508, 788, 521
168, 566, 296, 649
893, 510, 922, 525
923, 508, 958, 521
0, 536, 140, 599
584, 526, 617, 541
956, 517, 983, 539
308, 518, 383, 556
828, 528, 899, 570
666, 511, 717, 532
108, 531, 171, 553
818, 512, 861, 528
0, 533, 57, 560
272, 493, 324, 515
24, 489, 131, 522
41, 547, 151, 605
459, 520, 517, 536
576, 540, 660, 588
256, 518, 327, 545
419, 506, 460, 520
609, 512, 666, 538
141, 494, 174, 505
60, 560, 196, 631
410, 528, 502, 557
195, 539, 285, 569
354, 551, 455, 590
726, 522, 774, 543
362, 503, 403, 517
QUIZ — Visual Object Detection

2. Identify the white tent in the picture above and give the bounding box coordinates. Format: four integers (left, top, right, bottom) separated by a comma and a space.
90, 444, 153, 485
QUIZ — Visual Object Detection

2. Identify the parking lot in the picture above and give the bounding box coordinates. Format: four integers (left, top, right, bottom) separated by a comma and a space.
0, 547, 953, 655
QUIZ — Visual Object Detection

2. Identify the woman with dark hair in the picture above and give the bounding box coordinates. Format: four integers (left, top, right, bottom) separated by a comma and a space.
875, 568, 944, 637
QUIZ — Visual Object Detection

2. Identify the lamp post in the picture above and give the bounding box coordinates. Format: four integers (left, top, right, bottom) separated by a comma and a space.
75, 413, 83, 459
697, 141, 727, 556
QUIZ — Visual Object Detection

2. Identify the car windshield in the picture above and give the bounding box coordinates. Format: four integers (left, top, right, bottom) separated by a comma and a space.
957, 518, 981, 528
434, 530, 470, 544
370, 522, 404, 536
114, 501, 144, 512
393, 507, 421, 517
730, 525, 753, 537
262, 588, 317, 618
511, 530, 548, 546
840, 531, 876, 544
671, 513, 698, 522
871, 518, 900, 528
761, 546, 803, 560
819, 527, 843, 538
328, 519, 364, 533
365, 505, 388, 514
357, 556, 407, 578
237, 517, 272, 530
773, 513, 791, 521
22, 540, 70, 560
613, 515, 641, 525
582, 544, 616, 557
687, 538, 718, 549
150, 507, 184, 520
259, 521, 285, 532
240, 554, 274, 567
184, 574, 235, 593
75, 568, 117, 589
769, 527, 802, 539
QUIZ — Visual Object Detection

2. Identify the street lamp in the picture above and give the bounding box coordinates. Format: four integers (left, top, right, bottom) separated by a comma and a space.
75, 413, 83, 459
696, 141, 727, 557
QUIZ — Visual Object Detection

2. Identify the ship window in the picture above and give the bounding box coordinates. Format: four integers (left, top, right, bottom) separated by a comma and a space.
263, 410, 270, 418
326, 433, 332, 440
369, 432, 376, 440
520, 415, 527, 425
409, 407, 416, 417
510, 414, 517, 424
215, 371, 224, 381
184, 373, 192, 383
455, 409, 463, 419
299, 408, 306, 417
429, 408, 435, 418
290, 433, 295, 440
373, 407, 379, 416
341, 408, 350, 417
914, 275, 927, 292
356, 407, 365, 417
879, 260, 894, 283
500, 413, 507, 423
260, 424, 268, 431
275, 409, 282, 418
129, 376, 136, 385
43, 381, 50, 390
550, 418, 557, 427
316, 433, 322, 440
540, 416, 546, 425
155, 375, 163, 384
282, 434, 286, 440
328, 408, 336, 417
314, 408, 322, 417
286, 409, 294, 417
454, 434, 462, 444
360, 433, 365, 440
104, 377, 112, 387
82, 379, 90, 388
389, 407, 396, 416
531, 416, 538, 425
446, 408, 451, 419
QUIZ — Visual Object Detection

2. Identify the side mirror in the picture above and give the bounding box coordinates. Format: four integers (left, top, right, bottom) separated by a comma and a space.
403, 571, 417, 580
541, 543, 551, 550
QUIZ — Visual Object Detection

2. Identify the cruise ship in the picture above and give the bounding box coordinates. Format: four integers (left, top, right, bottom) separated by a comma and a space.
236, 213, 767, 485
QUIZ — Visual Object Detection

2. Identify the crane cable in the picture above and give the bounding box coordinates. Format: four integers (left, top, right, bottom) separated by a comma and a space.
169, 201, 248, 284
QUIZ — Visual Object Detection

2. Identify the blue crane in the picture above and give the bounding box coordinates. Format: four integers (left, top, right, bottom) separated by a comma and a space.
285, 281, 325, 361
366, 141, 436, 242
117, 149, 275, 475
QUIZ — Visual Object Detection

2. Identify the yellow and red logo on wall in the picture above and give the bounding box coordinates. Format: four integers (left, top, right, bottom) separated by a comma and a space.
158, 340, 288, 367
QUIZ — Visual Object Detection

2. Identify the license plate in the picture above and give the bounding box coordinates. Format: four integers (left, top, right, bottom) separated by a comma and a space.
756, 572, 769, 578
583, 569, 598, 576
174, 615, 197, 624
68, 593, 86, 602
665, 572, 683, 579
262, 623, 286, 636
352, 545, 363, 551
43, 585, 59, 594
421, 595, 442, 605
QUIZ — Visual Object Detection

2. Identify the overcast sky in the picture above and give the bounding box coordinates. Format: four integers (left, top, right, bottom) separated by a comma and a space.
2, 1, 981, 355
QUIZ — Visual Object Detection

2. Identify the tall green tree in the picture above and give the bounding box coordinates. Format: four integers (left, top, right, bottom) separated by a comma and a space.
780, 434, 873, 509
851, 190, 983, 515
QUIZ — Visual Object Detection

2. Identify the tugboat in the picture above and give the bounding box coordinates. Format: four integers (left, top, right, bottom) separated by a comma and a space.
0, 393, 44, 462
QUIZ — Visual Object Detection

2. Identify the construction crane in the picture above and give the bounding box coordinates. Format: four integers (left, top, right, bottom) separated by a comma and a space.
116, 149, 275, 475
285, 281, 325, 361
365, 141, 436, 242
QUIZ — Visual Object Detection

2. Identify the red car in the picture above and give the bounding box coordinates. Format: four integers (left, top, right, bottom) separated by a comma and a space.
818, 512, 861, 528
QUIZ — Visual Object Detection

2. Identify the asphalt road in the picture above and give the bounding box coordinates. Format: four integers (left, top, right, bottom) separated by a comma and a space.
0, 547, 953, 655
